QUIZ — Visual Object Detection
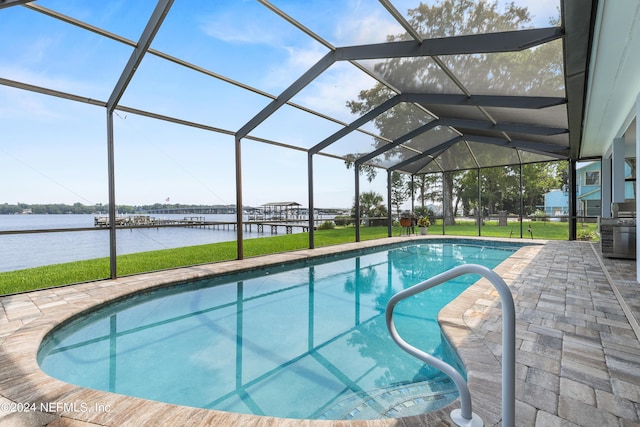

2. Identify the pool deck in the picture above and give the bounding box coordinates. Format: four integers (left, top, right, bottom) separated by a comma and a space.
0, 236, 639, 426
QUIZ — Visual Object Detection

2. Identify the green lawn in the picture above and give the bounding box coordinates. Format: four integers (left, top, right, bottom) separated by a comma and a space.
433, 218, 598, 241
0, 220, 598, 295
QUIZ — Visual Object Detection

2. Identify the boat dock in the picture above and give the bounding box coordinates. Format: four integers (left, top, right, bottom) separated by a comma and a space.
94, 215, 315, 234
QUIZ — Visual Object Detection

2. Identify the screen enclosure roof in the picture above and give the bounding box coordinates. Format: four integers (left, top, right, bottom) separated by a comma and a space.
0, 0, 597, 175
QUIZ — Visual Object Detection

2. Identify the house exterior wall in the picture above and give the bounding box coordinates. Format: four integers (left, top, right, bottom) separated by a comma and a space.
544, 161, 634, 217
544, 189, 568, 215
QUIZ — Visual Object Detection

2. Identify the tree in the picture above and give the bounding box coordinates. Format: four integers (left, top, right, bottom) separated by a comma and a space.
345, 0, 562, 225
352, 191, 387, 219
556, 161, 569, 190
455, 162, 565, 217
442, 171, 456, 225
457, 170, 478, 215
390, 172, 409, 219
522, 161, 565, 214
344, 154, 380, 183
481, 166, 519, 215
409, 173, 441, 210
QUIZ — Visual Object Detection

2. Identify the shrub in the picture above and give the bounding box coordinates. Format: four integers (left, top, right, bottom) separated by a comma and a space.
577, 228, 596, 240
533, 210, 548, 222
317, 220, 335, 230
334, 216, 354, 226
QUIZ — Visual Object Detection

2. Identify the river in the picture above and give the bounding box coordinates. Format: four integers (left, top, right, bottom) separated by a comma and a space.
0, 214, 318, 273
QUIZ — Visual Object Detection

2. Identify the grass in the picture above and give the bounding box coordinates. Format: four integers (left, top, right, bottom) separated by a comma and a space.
0, 220, 598, 295
435, 219, 599, 241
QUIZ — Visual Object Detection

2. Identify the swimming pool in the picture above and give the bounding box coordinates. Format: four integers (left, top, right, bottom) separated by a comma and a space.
38, 240, 523, 420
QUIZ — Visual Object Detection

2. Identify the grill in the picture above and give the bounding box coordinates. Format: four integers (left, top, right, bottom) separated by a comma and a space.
602, 202, 636, 259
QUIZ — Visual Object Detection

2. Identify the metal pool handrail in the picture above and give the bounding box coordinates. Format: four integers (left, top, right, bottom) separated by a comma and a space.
385, 264, 515, 427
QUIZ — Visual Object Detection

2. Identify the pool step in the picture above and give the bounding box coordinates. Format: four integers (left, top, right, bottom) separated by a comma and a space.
318, 375, 458, 420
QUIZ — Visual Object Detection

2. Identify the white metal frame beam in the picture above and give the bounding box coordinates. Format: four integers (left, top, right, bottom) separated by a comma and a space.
107, 0, 174, 112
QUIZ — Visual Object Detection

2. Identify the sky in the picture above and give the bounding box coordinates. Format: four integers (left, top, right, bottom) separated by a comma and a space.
0, 0, 560, 209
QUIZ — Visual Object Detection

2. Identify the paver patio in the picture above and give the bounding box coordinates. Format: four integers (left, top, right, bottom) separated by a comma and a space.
0, 237, 638, 426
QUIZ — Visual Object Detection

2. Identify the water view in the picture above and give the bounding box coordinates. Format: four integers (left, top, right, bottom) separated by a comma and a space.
0, 214, 312, 273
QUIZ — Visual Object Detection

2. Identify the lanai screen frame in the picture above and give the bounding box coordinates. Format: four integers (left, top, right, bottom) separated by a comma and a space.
0, 0, 597, 279
391, 160, 577, 241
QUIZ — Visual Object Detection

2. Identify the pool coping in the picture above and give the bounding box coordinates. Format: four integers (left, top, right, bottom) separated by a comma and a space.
0, 235, 541, 426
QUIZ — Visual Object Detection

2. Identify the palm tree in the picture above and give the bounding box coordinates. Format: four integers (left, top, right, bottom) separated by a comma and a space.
352, 191, 386, 219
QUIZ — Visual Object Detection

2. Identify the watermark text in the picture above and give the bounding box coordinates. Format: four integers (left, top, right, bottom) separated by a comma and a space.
1, 401, 111, 414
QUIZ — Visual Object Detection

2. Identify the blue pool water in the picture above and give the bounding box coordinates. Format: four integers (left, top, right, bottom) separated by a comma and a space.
38, 240, 523, 420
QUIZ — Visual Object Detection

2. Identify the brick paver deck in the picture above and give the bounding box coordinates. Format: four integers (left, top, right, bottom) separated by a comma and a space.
0, 237, 638, 426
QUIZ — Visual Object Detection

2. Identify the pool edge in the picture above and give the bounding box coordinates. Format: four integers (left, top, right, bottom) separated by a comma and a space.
0, 235, 542, 426
438, 243, 543, 425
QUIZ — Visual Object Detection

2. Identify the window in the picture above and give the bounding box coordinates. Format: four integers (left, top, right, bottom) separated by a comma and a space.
584, 171, 600, 185
625, 158, 635, 179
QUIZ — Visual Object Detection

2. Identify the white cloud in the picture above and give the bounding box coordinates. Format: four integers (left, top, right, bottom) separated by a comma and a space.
18, 36, 57, 65
0, 64, 107, 122
201, 16, 268, 45
260, 43, 328, 91
0, 62, 106, 97
257, 3, 400, 111
333, 7, 403, 45
293, 63, 379, 120
0, 85, 63, 121
198, 7, 290, 47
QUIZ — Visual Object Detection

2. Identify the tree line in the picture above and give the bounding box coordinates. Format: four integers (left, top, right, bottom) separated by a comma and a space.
0, 203, 236, 215
352, 161, 568, 222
